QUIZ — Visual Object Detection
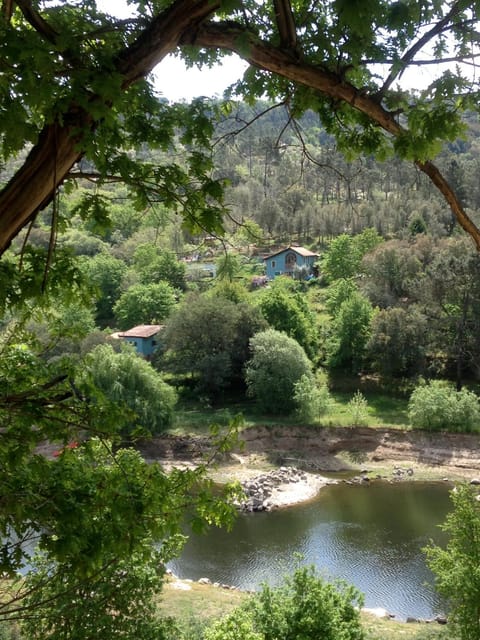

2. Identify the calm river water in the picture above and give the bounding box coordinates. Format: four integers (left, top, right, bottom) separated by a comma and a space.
169, 481, 452, 621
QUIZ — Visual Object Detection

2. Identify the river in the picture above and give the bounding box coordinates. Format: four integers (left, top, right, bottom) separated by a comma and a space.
169, 480, 452, 621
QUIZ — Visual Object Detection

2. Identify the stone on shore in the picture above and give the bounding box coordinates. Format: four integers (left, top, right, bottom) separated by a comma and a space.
238, 466, 335, 511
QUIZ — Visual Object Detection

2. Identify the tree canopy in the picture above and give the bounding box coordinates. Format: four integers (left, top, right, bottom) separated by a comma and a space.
0, 0, 480, 264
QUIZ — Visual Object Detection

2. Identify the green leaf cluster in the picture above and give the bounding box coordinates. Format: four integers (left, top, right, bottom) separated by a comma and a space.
245, 328, 313, 414
79, 344, 177, 436
258, 279, 319, 361
425, 484, 480, 640
113, 281, 177, 329
408, 380, 480, 432
205, 565, 365, 640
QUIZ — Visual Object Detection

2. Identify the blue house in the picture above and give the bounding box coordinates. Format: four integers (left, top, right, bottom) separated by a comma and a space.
263, 246, 319, 279
117, 324, 163, 359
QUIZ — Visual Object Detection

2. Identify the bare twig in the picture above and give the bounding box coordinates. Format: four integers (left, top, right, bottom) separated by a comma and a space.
379, 1, 468, 94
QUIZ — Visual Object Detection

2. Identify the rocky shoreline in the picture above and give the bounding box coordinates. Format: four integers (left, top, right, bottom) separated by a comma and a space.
238, 466, 336, 511
136, 424, 480, 513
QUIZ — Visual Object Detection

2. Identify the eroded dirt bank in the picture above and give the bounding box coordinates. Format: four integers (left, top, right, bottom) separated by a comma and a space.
138, 425, 480, 480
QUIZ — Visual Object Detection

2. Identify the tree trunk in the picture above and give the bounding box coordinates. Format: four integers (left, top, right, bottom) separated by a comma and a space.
0, 0, 221, 255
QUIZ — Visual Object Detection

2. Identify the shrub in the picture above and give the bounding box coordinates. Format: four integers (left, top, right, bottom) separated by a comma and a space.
204, 566, 365, 640
408, 380, 480, 432
425, 484, 480, 640
80, 344, 177, 436
293, 374, 331, 423
204, 607, 263, 640
245, 329, 313, 414
347, 391, 369, 427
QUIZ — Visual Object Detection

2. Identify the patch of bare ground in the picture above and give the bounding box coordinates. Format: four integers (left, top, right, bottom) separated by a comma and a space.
137, 425, 480, 486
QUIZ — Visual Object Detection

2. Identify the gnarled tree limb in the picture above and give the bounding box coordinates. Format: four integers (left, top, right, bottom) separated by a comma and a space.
188, 21, 480, 250
0, 0, 220, 255
1, 1, 480, 255
16, 0, 59, 43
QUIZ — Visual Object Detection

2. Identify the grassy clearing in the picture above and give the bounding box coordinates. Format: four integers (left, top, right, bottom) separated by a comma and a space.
172, 398, 300, 435
159, 578, 246, 621
320, 391, 410, 428
362, 613, 448, 640
159, 578, 449, 640
172, 390, 410, 435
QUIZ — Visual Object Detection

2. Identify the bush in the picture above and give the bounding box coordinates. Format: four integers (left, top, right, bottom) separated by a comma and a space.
204, 566, 365, 640
347, 391, 369, 427
408, 380, 480, 432
293, 374, 331, 423
204, 607, 263, 640
245, 329, 313, 414
80, 344, 177, 436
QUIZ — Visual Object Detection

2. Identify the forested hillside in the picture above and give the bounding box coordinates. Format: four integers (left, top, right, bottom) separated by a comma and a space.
2, 101, 480, 397
213, 103, 480, 243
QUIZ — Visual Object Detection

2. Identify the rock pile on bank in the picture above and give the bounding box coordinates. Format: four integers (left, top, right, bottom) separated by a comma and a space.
239, 466, 334, 511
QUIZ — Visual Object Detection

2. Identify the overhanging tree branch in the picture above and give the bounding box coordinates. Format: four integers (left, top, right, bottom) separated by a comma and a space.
16, 0, 59, 44
272, 0, 298, 52
0, 1, 480, 256
187, 22, 404, 136
188, 21, 480, 249
0, 0, 221, 255
1, 0, 13, 20
379, 0, 467, 94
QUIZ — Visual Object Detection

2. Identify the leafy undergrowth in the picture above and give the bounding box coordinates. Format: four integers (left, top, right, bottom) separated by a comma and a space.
159, 578, 449, 640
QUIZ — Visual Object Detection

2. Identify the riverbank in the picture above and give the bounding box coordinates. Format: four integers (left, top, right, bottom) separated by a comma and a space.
137, 424, 480, 501
160, 574, 448, 640
148, 425, 462, 636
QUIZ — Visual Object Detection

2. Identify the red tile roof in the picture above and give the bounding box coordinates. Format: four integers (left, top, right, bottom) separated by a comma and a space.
118, 324, 163, 338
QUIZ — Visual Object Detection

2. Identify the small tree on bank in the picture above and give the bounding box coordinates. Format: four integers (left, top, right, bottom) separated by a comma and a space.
205, 566, 365, 640
425, 484, 480, 640
293, 373, 331, 424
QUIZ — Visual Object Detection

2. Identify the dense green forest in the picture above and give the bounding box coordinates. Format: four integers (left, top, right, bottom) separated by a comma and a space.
4, 102, 480, 401
215, 104, 480, 242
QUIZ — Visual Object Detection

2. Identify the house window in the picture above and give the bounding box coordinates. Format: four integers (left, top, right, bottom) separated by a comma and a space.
285, 253, 297, 268
271, 260, 276, 268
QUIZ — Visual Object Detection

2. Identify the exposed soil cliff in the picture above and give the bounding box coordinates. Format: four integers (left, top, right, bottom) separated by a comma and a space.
138, 425, 480, 480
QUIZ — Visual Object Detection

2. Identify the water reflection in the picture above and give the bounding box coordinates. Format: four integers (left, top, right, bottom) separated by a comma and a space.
169, 481, 451, 621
